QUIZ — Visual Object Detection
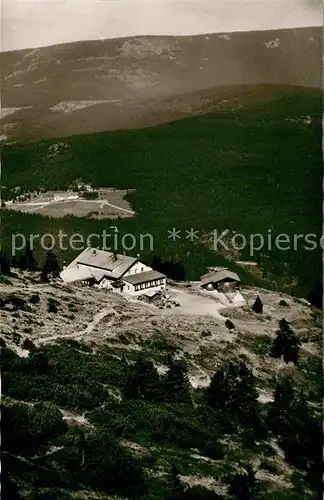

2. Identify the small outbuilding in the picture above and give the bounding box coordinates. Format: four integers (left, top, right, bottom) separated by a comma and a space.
200, 269, 241, 292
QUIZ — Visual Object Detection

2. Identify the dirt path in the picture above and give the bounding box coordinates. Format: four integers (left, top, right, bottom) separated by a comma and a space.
36, 307, 117, 345
99, 199, 135, 215
20, 197, 135, 215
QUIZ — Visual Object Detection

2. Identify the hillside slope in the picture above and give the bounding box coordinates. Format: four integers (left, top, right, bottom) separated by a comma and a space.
2, 86, 322, 299
1, 27, 321, 141
1, 271, 322, 499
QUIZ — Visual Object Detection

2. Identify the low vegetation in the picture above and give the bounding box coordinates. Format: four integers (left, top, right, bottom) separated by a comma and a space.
2, 317, 322, 499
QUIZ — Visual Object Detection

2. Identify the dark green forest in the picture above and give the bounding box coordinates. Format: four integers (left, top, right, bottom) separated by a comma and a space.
2, 88, 322, 298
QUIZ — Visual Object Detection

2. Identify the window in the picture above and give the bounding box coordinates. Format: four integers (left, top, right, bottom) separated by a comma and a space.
141, 267, 144, 272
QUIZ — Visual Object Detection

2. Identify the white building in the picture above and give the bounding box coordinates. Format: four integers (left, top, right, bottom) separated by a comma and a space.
60, 247, 166, 295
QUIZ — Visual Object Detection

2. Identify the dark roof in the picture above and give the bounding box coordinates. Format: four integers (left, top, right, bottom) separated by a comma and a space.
201, 270, 240, 286
123, 270, 166, 285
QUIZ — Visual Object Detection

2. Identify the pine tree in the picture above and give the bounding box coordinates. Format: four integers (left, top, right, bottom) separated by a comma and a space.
164, 357, 191, 404
29, 349, 50, 375
229, 465, 259, 500
268, 378, 295, 435
252, 295, 263, 313
270, 319, 301, 365
225, 319, 235, 331
166, 465, 185, 500
0, 253, 11, 275
123, 356, 163, 402
41, 251, 60, 280
206, 361, 259, 433
307, 280, 322, 309
25, 242, 38, 271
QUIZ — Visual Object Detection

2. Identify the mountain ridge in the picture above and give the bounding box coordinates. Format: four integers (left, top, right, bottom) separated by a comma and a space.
1, 26, 321, 142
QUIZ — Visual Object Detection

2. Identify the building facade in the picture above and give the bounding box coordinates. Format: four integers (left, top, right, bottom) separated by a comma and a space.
60, 247, 166, 295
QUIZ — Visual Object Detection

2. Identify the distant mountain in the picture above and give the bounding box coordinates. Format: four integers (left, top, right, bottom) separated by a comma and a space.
1, 27, 321, 142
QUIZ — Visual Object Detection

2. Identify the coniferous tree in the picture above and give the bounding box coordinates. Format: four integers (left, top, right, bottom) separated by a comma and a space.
268, 377, 295, 435
41, 251, 60, 281
307, 280, 322, 309
270, 319, 301, 365
166, 465, 185, 500
29, 349, 50, 375
25, 242, 38, 271
229, 465, 259, 500
252, 295, 263, 314
225, 319, 235, 331
18, 252, 28, 270
123, 355, 163, 402
270, 387, 321, 487
0, 253, 11, 275
206, 361, 260, 434
164, 357, 191, 404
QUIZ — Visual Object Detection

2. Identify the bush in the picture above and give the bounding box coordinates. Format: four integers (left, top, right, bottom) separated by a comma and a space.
55, 428, 144, 496
30, 294, 40, 304
80, 191, 99, 199
8, 294, 29, 311
184, 486, 224, 500
47, 298, 58, 314
252, 296, 263, 314
12, 332, 22, 345
1, 401, 67, 456
225, 319, 235, 330
229, 466, 259, 500
22, 338, 36, 350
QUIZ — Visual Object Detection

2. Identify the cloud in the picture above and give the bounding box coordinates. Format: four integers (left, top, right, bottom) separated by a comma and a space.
1, 0, 322, 51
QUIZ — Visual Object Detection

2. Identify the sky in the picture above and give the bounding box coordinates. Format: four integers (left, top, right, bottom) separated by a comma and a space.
1, 0, 322, 52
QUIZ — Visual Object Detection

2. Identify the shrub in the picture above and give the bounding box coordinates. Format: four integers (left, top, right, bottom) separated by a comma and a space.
80, 191, 99, 199
252, 295, 263, 314
22, 338, 36, 351
12, 332, 22, 345
30, 294, 40, 304
8, 294, 29, 311
184, 486, 224, 500
1, 401, 67, 456
225, 319, 235, 330
47, 298, 58, 314
229, 465, 259, 500
55, 428, 144, 496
